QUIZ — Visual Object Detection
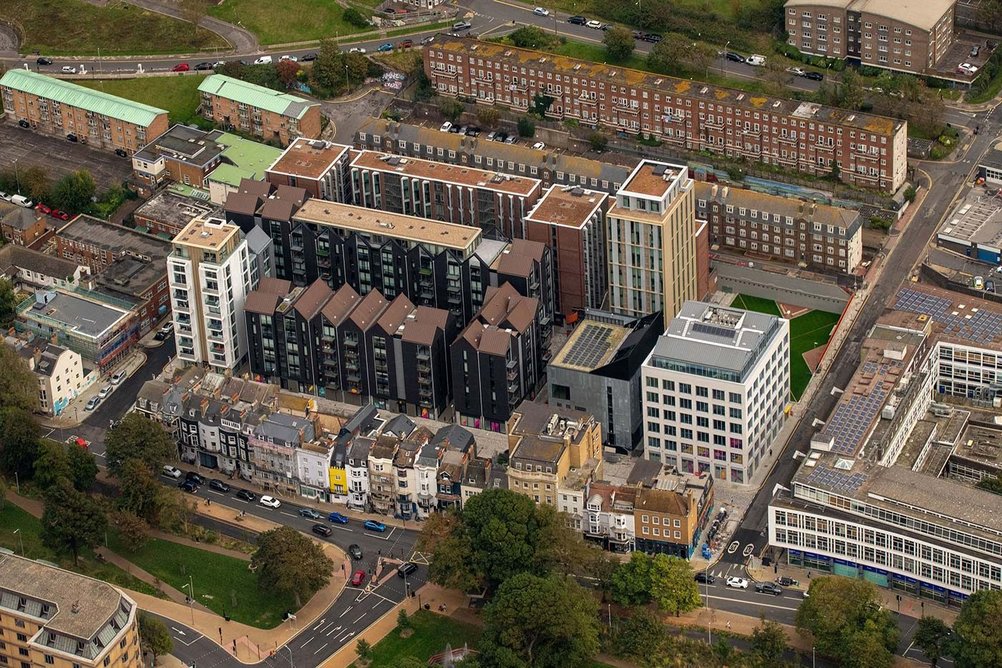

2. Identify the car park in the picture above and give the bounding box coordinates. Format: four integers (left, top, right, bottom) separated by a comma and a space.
98, 385, 113, 399
397, 562, 418, 578
179, 479, 198, 493
111, 370, 127, 384
85, 396, 101, 411
235, 489, 257, 502
363, 519, 387, 532
504, 135, 518, 144
725, 52, 745, 62
348, 544, 363, 560
185, 471, 205, 485
694, 572, 716, 584
299, 507, 324, 520
194, 62, 214, 71
726, 576, 749, 589
253, 56, 273, 65
440, 121, 453, 132
533, 7, 550, 15
971, 45, 981, 58
959, 62, 979, 74
328, 512, 349, 524
259, 495, 281, 508
61, 66, 77, 74
377, 43, 394, 52
494, 131, 509, 142
775, 576, 799, 587
465, 126, 481, 136
350, 569, 366, 586
209, 479, 230, 493
804, 71, 824, 81
312, 524, 334, 537
755, 582, 784, 596
568, 15, 587, 24
36, 57, 53, 66
453, 21, 472, 31
172, 63, 190, 72
162, 465, 183, 479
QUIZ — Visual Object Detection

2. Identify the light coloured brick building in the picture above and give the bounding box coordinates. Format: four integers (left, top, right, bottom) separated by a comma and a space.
198, 74, 322, 147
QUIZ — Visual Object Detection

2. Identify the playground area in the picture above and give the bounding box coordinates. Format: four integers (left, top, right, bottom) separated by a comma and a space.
729, 294, 842, 400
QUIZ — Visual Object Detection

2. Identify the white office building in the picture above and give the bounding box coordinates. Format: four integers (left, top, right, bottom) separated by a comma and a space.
642, 301, 790, 484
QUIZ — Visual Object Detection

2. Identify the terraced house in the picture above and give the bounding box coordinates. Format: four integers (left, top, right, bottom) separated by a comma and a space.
198, 74, 322, 147
0, 69, 168, 155
423, 37, 907, 192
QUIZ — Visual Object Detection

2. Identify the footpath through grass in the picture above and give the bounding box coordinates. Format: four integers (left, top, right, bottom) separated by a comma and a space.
208, 0, 368, 45
0, 501, 163, 599
106, 533, 293, 628
77, 76, 209, 125
3, 0, 226, 56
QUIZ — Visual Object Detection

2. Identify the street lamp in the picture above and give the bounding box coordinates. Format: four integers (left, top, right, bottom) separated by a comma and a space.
721, 40, 730, 77
13, 529, 24, 556
704, 567, 712, 644
280, 645, 294, 668
181, 576, 195, 624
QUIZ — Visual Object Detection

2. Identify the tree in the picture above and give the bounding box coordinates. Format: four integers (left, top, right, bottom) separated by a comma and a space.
648, 554, 701, 615
439, 98, 465, 123
50, 170, 96, 214
751, 616, 788, 665
913, 616, 951, 667
138, 612, 173, 662
114, 510, 151, 551
951, 590, 1002, 667
837, 69, 865, 111
977, 476, 1002, 496
604, 26, 635, 62
480, 572, 600, 668
477, 106, 501, 129
342, 7, 370, 29
312, 38, 342, 92
647, 33, 689, 75
796, 576, 898, 668
19, 165, 50, 203
613, 609, 667, 661
355, 638, 372, 659
588, 132, 609, 152
904, 186, 917, 204
517, 117, 535, 138
0, 344, 38, 411
276, 60, 300, 88
33, 440, 71, 490
0, 407, 40, 481
611, 551, 654, 606
105, 413, 175, 477
67, 444, 98, 491
396, 607, 411, 629
0, 277, 17, 328
509, 26, 556, 50
118, 458, 161, 521
252, 526, 334, 607
41, 479, 107, 564
344, 52, 370, 87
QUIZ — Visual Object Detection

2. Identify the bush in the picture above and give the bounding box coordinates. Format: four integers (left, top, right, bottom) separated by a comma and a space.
869, 215, 892, 230
343, 7, 370, 28
904, 186, 917, 203
517, 117, 535, 138
588, 132, 608, 152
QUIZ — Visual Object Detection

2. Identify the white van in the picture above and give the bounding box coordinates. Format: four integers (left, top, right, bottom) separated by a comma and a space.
10, 195, 33, 208
253, 55, 273, 65
746, 54, 766, 66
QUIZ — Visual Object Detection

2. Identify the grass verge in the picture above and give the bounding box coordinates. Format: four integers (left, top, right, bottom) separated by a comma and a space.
77, 75, 209, 125
208, 0, 367, 45
2, 0, 226, 56
0, 501, 164, 599
350, 610, 481, 667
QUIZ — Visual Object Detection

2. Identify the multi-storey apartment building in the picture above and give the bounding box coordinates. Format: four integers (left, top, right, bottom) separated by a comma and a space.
585, 481, 638, 552
634, 473, 714, 558
132, 124, 229, 190
642, 301, 790, 484
784, 0, 955, 76
168, 215, 266, 370
451, 283, 545, 432
607, 160, 698, 319
424, 37, 907, 192
695, 182, 863, 273
349, 149, 542, 239
265, 138, 352, 202
250, 411, 318, 495
0, 554, 142, 668
198, 75, 322, 147
132, 190, 216, 239
20, 341, 91, 417
0, 69, 168, 155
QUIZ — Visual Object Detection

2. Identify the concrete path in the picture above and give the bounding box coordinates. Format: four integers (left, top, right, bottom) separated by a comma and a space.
118, 0, 260, 55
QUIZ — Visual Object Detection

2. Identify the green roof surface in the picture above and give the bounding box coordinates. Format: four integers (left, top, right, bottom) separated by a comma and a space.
216, 132, 283, 173
0, 69, 167, 127
198, 74, 318, 120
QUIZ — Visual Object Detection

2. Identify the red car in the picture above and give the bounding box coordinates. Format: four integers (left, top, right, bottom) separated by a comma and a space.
172, 63, 190, 72
36, 203, 51, 215
51, 209, 70, 221
350, 569, 366, 586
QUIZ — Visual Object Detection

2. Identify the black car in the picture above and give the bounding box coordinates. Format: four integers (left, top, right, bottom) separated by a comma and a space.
348, 544, 363, 560
185, 471, 205, 485
694, 572, 716, 584
311, 523, 333, 537
178, 479, 198, 493
568, 15, 587, 25
804, 71, 824, 81
18, 119, 30, 129
642, 33, 662, 43
725, 51, 745, 63
36, 57, 53, 66
465, 126, 481, 137
397, 562, 418, 578
301, 52, 318, 62
66, 133, 78, 142
235, 489, 257, 502
194, 62, 214, 71
776, 576, 799, 587
209, 479, 231, 493
755, 582, 784, 596
114, 148, 129, 158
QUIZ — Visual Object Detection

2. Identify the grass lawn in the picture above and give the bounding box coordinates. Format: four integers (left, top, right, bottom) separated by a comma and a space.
2, 0, 226, 56
107, 533, 293, 628
208, 0, 367, 45
731, 294, 841, 400
0, 501, 164, 599
77, 76, 209, 125
350, 610, 481, 667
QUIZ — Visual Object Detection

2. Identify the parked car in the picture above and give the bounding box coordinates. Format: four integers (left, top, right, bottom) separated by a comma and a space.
363, 520, 387, 532
642, 33, 662, 43
0, 192, 9, 202
724, 51, 745, 63
350, 569, 366, 586
11, 195, 33, 208
98, 385, 113, 399
301, 52, 318, 62
775, 576, 799, 587
531, 141, 545, 150
17, 119, 29, 128
61, 66, 77, 74
504, 135, 518, 144
440, 121, 453, 132
486, 131, 498, 141
348, 544, 363, 560
259, 495, 281, 508
280, 54, 298, 62
66, 133, 78, 142
155, 322, 173, 340
533, 7, 550, 15
421, 35, 435, 45
172, 63, 190, 72
52, 209, 70, 221
179, 479, 198, 493
494, 131, 508, 142
111, 370, 127, 384
36, 57, 53, 66
746, 54, 766, 66
348, 47, 366, 54
726, 576, 749, 589
114, 148, 129, 158
960, 62, 979, 74
694, 572, 716, 584
254, 55, 273, 65
36, 203, 52, 215
85, 396, 101, 411
328, 512, 349, 524
397, 562, 418, 578
567, 15, 587, 25
804, 71, 824, 81
298, 507, 324, 520
786, 67, 806, 77
755, 582, 784, 596
235, 489, 257, 502
377, 43, 394, 52
585, 19, 603, 29
465, 126, 481, 136
162, 465, 183, 479
971, 45, 981, 58
194, 62, 214, 71
453, 20, 472, 31
312, 523, 333, 537
398, 39, 413, 49
209, 479, 231, 493
185, 471, 205, 486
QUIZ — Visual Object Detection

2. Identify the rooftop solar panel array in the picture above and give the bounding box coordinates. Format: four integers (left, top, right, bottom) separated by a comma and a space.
562, 323, 615, 369
895, 288, 1002, 345
804, 465, 868, 494
816, 359, 897, 456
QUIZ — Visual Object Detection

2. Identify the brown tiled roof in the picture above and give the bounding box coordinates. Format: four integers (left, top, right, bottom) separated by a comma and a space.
321, 284, 362, 326
260, 198, 297, 222
399, 306, 448, 346
274, 185, 307, 206
495, 238, 544, 279
238, 178, 273, 198
478, 327, 511, 356
377, 293, 416, 334
224, 191, 261, 217
635, 487, 689, 515
480, 283, 537, 333
293, 280, 333, 320
244, 290, 282, 315
257, 277, 293, 296
350, 289, 389, 330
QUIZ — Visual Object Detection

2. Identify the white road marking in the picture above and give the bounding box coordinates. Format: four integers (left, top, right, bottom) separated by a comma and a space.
701, 593, 799, 611
339, 606, 353, 618
299, 636, 314, 649
311, 618, 326, 631
353, 612, 366, 623
325, 625, 343, 637
312, 642, 329, 655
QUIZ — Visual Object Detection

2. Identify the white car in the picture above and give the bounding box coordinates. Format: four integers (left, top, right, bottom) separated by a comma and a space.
280, 55, 298, 62
585, 19, 603, 29
746, 54, 766, 66
348, 47, 366, 54
259, 496, 281, 508
11, 195, 33, 208
440, 121, 453, 132
531, 141, 546, 150
533, 7, 550, 15
162, 465, 183, 479
111, 370, 127, 385
726, 576, 749, 589
253, 55, 273, 65
960, 62, 979, 73
98, 385, 113, 399
0, 192, 10, 202
786, 67, 806, 77
61, 66, 77, 74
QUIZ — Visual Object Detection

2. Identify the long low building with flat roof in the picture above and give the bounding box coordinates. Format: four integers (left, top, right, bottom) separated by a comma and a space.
0, 69, 168, 154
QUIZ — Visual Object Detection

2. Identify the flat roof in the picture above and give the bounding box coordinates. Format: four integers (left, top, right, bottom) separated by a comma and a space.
268, 138, 350, 179
25, 291, 130, 339
551, 320, 631, 371
197, 75, 319, 119
784, 0, 955, 32
134, 125, 226, 165
511, 434, 565, 464
174, 216, 240, 251
351, 150, 541, 197
57, 215, 171, 261
293, 200, 482, 252
893, 283, 1002, 349
953, 423, 1002, 473
938, 184, 1002, 249
0, 69, 166, 127
525, 185, 606, 229
621, 160, 685, 198
430, 38, 901, 135
133, 190, 216, 232
214, 132, 283, 181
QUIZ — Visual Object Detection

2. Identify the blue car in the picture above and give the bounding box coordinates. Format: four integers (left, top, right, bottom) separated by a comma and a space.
328, 512, 349, 524
377, 43, 393, 52
363, 520, 387, 532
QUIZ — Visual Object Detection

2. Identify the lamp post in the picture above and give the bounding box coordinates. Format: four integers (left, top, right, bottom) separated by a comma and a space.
705, 567, 712, 644
280, 645, 294, 668
13, 529, 24, 556
721, 40, 730, 77
181, 576, 195, 624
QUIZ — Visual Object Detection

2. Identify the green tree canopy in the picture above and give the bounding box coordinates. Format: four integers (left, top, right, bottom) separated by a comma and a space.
913, 616, 951, 667
105, 413, 175, 477
751, 616, 789, 665
480, 572, 600, 668
612, 608, 668, 661
252, 526, 334, 607
67, 443, 98, 491
517, 117, 535, 138
33, 439, 72, 490
0, 407, 41, 480
50, 170, 96, 214
604, 26, 636, 62
41, 478, 107, 564
0, 344, 38, 411
952, 590, 1002, 667
649, 554, 702, 615
508, 26, 558, 50
0, 277, 18, 328
611, 551, 654, 606
138, 612, 173, 661
647, 33, 690, 75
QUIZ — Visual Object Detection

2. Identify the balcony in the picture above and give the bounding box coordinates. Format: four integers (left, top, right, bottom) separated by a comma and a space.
506, 367, 518, 381
508, 379, 520, 394
418, 266, 433, 276
416, 349, 430, 361
506, 357, 517, 370
344, 338, 358, 349
416, 362, 430, 374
